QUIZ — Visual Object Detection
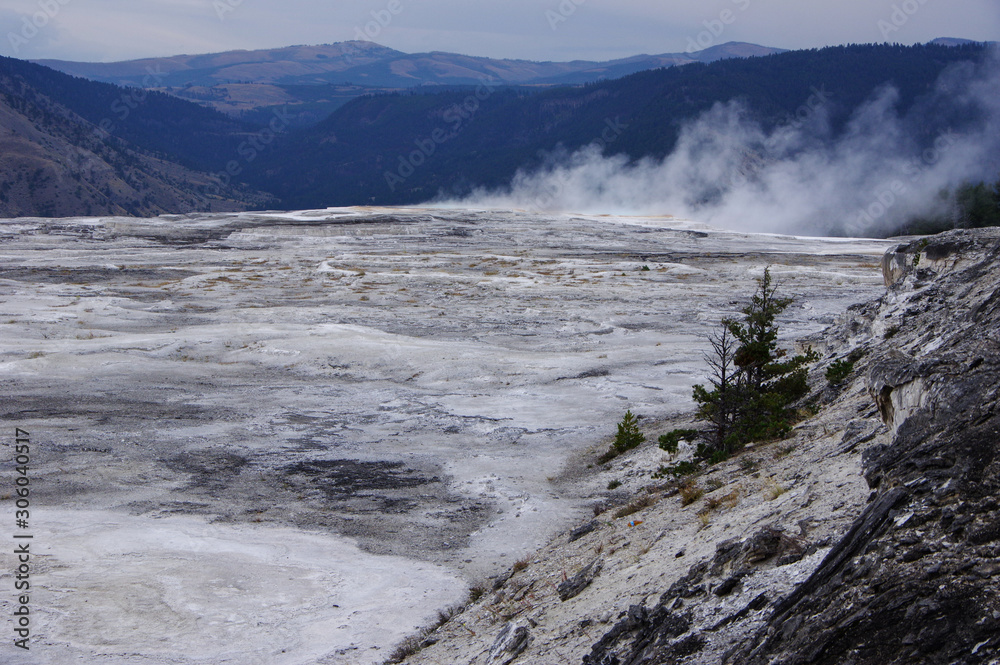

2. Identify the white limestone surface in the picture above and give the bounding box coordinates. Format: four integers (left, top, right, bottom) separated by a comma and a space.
3, 510, 464, 664
0, 207, 894, 663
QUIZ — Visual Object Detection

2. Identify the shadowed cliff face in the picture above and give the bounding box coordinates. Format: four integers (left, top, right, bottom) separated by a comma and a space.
727, 229, 1000, 664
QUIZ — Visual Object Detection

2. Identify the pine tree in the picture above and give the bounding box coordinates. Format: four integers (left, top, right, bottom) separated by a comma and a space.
691, 324, 741, 455
692, 267, 815, 462
613, 410, 645, 454
727, 267, 792, 390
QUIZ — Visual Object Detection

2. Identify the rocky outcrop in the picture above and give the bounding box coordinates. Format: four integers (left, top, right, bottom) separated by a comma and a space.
579, 229, 1000, 665
396, 228, 1000, 665
489, 620, 533, 664
726, 229, 1000, 664
558, 559, 604, 602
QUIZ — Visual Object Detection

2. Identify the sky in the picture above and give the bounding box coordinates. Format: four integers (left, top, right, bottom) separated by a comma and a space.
0, 0, 997, 63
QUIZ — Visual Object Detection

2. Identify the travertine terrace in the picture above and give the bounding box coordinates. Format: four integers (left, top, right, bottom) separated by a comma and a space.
0, 207, 893, 664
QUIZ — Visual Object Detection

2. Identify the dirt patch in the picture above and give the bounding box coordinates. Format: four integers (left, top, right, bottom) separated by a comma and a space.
0, 267, 198, 284
283, 459, 437, 496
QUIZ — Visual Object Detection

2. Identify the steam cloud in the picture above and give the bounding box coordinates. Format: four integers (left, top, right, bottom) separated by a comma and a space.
452, 49, 1000, 236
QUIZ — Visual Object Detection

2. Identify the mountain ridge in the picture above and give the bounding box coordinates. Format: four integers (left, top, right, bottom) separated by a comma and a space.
33, 40, 785, 88
32, 40, 786, 123
241, 42, 994, 217
3, 41, 995, 225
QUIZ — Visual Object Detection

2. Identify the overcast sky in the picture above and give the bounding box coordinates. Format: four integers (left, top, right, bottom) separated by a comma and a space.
1, 0, 997, 63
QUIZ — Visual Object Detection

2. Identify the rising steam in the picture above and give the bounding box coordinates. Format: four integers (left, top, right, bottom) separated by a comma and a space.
452, 48, 1000, 236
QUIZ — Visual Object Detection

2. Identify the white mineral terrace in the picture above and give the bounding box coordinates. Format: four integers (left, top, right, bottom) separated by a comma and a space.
0, 207, 894, 664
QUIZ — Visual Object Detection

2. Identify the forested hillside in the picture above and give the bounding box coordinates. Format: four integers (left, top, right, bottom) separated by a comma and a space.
244, 43, 993, 210
1, 42, 995, 230
0, 56, 267, 217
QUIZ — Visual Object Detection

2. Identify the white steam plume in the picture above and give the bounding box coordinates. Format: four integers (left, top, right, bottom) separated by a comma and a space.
449, 49, 1000, 236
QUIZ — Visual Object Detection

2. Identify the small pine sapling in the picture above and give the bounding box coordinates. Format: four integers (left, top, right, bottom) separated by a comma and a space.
613, 410, 645, 454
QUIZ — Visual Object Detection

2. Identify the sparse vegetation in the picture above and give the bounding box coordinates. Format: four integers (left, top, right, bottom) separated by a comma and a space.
826, 358, 855, 385
827, 347, 867, 385
721, 488, 741, 509
599, 410, 645, 463
764, 477, 788, 500
775, 443, 796, 458
613, 494, 658, 518
679, 481, 704, 506
658, 428, 698, 455
614, 410, 645, 453
690, 268, 818, 464
607, 479, 622, 490
383, 601, 466, 663
652, 459, 700, 479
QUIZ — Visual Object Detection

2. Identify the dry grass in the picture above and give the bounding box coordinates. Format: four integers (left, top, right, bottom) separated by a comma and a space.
704, 487, 741, 512
774, 444, 796, 459
613, 494, 658, 519
764, 477, 788, 500
679, 481, 704, 506
382, 601, 466, 663
721, 488, 741, 509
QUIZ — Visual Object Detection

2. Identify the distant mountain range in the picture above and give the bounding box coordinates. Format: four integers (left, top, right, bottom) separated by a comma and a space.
36, 40, 784, 87
34, 41, 786, 126
237, 42, 995, 211
1, 39, 995, 222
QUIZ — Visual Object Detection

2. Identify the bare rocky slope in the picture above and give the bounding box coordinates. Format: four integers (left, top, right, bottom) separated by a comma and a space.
398, 228, 1000, 665
0, 57, 269, 217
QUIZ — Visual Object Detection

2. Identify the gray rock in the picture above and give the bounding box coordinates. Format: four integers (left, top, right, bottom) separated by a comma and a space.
488, 620, 532, 664
557, 558, 603, 601
727, 229, 1000, 664
586, 229, 1000, 665
568, 520, 600, 542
